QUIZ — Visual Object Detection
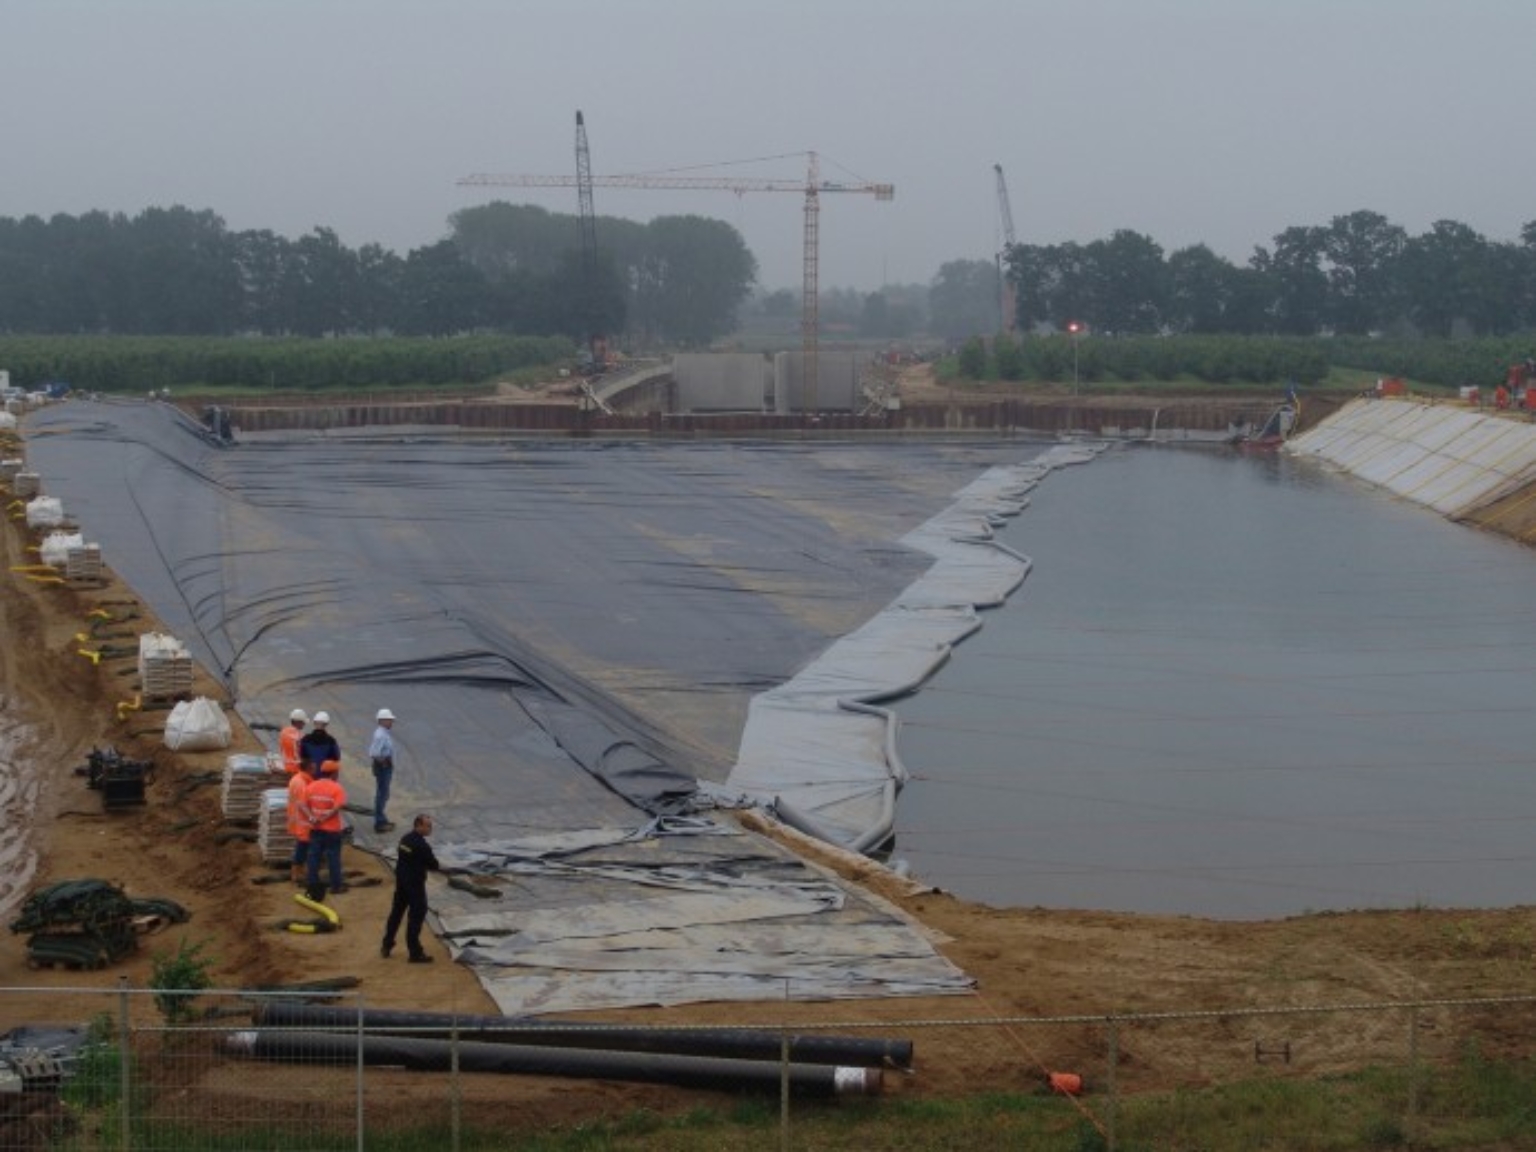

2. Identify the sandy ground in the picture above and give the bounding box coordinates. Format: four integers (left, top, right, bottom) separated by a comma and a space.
4, 411, 1536, 1128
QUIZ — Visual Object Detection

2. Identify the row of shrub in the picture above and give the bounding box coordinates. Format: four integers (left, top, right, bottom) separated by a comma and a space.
1324, 336, 1536, 390
958, 334, 1335, 386
955, 332, 1536, 388
0, 334, 575, 394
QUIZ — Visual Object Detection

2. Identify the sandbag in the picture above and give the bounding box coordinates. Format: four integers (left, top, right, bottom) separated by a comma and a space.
163, 697, 232, 752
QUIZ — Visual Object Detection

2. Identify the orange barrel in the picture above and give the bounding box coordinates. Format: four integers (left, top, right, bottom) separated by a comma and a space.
1048, 1071, 1084, 1095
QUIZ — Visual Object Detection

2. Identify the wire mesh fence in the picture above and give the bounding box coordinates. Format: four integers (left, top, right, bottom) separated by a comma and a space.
2, 985, 1534, 1150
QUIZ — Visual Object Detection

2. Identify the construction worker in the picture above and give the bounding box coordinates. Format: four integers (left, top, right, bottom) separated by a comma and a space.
380, 814, 441, 963
285, 758, 314, 884
368, 708, 397, 834
303, 759, 347, 901
298, 710, 340, 772
279, 709, 307, 776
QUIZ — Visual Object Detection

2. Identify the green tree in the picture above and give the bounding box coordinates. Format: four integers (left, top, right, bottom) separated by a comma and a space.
956, 335, 987, 378
1165, 244, 1237, 333
929, 259, 998, 340
395, 240, 492, 336
1255, 226, 1328, 335
1086, 230, 1165, 333
1323, 209, 1406, 335
1398, 220, 1497, 337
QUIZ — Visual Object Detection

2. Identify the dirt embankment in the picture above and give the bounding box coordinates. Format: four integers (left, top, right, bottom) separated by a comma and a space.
3, 415, 1535, 1124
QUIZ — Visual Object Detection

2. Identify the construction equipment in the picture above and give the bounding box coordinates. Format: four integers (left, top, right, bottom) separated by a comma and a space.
76, 745, 153, 809
994, 164, 1018, 336
459, 120, 894, 412
573, 112, 614, 375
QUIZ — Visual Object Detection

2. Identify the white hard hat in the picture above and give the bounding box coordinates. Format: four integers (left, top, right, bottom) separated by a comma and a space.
376, 708, 395, 721
313, 711, 331, 725
289, 708, 308, 723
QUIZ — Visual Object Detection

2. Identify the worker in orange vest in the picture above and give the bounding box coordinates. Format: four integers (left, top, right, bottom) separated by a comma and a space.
279, 709, 308, 776
303, 759, 348, 901
285, 758, 314, 884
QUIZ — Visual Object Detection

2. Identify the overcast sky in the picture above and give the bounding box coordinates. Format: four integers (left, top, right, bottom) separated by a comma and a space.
6, 0, 1534, 292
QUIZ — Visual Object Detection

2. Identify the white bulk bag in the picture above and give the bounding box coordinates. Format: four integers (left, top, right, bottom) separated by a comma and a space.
39, 531, 84, 568
163, 697, 232, 752
24, 496, 64, 528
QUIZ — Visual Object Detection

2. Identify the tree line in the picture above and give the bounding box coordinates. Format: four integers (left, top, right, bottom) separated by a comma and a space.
1000, 210, 1536, 339
0, 204, 757, 347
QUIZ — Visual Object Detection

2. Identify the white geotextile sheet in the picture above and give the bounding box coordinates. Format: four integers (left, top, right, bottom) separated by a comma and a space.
1288, 399, 1536, 516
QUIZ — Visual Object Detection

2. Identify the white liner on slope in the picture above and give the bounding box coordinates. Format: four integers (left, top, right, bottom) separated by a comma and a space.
725, 443, 1105, 851
1287, 398, 1536, 517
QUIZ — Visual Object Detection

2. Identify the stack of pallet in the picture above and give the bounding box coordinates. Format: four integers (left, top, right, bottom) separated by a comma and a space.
65, 543, 102, 582
0, 459, 22, 484
138, 632, 193, 699
256, 788, 295, 864
220, 752, 280, 822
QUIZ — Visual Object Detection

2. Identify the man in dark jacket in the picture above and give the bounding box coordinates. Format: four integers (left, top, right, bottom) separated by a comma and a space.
380, 814, 441, 963
298, 711, 341, 773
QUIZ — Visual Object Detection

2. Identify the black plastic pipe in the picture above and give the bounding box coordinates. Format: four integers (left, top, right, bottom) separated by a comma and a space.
224, 1030, 881, 1097
251, 1001, 913, 1069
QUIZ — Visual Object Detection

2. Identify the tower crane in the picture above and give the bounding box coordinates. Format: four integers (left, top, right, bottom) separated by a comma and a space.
994, 164, 1018, 336
459, 128, 894, 412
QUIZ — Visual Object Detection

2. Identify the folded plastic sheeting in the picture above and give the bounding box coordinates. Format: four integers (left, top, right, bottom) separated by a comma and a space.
24, 400, 1060, 1011
727, 444, 1105, 851
431, 817, 971, 1014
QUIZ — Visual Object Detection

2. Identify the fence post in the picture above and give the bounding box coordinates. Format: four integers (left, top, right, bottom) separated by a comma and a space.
356, 997, 366, 1152
1105, 1016, 1119, 1152
1406, 1007, 1421, 1139
451, 1015, 462, 1152
117, 975, 131, 1152
780, 980, 791, 1152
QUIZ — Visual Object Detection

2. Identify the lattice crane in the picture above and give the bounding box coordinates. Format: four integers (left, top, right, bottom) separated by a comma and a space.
994, 164, 1018, 336
573, 112, 608, 371
459, 130, 894, 412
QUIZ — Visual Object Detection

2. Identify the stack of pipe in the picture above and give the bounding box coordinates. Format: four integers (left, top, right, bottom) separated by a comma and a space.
235, 1002, 910, 1098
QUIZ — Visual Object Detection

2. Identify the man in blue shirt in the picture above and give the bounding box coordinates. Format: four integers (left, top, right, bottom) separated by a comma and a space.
369, 708, 397, 833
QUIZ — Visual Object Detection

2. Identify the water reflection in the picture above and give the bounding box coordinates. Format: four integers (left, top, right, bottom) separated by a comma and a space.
893, 443, 1536, 919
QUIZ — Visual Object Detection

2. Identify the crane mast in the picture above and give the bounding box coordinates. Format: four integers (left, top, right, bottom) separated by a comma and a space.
994, 164, 1018, 336
460, 128, 893, 413
574, 112, 605, 369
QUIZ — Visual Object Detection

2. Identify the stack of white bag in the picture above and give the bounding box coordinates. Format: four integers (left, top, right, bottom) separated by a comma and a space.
163, 697, 232, 752
220, 751, 277, 820
257, 789, 294, 864
139, 633, 194, 698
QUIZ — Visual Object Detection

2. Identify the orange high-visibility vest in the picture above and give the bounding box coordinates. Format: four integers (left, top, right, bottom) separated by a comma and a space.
286, 772, 312, 842
303, 777, 346, 834
280, 725, 303, 775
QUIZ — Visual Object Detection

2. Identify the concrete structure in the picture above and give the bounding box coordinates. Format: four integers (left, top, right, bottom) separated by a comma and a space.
671, 353, 770, 412
1286, 398, 1536, 518
773, 351, 861, 413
